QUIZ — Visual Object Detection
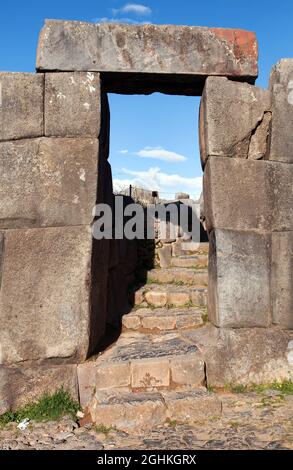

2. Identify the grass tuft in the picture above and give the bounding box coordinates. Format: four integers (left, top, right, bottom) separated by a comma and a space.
230, 380, 293, 395
201, 313, 209, 324
94, 424, 113, 434
0, 389, 79, 427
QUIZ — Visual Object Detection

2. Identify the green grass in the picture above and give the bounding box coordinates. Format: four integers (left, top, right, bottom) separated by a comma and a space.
229, 421, 242, 429
230, 380, 293, 395
201, 313, 209, 324
94, 424, 113, 435
166, 419, 178, 427
0, 389, 79, 427
231, 384, 247, 393
146, 278, 161, 285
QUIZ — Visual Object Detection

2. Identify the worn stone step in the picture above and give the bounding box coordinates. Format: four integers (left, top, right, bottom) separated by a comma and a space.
172, 241, 209, 257
122, 307, 205, 332
78, 331, 205, 407
133, 284, 208, 308
87, 389, 221, 432
147, 267, 208, 286
171, 255, 208, 268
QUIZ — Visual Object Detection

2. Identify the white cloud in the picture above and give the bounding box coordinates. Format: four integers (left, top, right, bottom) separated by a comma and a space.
113, 3, 152, 16
113, 167, 202, 199
92, 17, 151, 25
135, 146, 187, 162
119, 149, 129, 154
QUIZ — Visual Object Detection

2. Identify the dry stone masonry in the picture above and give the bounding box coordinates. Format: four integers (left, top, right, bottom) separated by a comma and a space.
0, 20, 292, 428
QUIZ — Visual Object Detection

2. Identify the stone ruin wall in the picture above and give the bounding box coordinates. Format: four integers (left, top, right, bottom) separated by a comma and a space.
0, 20, 292, 412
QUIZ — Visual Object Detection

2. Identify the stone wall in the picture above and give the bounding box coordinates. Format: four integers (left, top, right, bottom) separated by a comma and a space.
199, 64, 293, 330
0, 71, 110, 410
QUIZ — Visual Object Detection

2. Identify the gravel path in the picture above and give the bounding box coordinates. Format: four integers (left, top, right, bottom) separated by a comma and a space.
1, 391, 292, 450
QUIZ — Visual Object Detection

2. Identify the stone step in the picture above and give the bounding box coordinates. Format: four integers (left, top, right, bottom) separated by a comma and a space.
147, 267, 208, 286
78, 331, 205, 408
122, 306, 205, 332
172, 241, 209, 257
86, 389, 222, 432
171, 254, 208, 268
133, 284, 208, 308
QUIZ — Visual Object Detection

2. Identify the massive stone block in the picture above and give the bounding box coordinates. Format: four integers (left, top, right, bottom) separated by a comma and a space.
0, 232, 3, 272
269, 59, 293, 164
208, 229, 271, 328
269, 161, 293, 232
0, 226, 101, 364
0, 137, 98, 229
203, 157, 272, 232
203, 157, 292, 233
184, 325, 293, 387
199, 77, 271, 168
0, 72, 44, 141
271, 232, 293, 329
37, 21, 258, 94
0, 364, 78, 414
45, 72, 101, 137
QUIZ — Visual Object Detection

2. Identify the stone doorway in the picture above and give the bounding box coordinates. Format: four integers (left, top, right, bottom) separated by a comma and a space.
1, 20, 292, 415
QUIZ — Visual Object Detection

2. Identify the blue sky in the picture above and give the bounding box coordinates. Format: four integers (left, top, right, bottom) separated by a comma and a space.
1, 1, 292, 198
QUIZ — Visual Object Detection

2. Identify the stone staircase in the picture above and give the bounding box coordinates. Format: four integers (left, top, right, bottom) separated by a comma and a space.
77, 241, 222, 432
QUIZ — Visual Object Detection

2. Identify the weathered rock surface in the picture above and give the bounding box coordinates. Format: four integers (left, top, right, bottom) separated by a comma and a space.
0, 72, 44, 141
87, 389, 221, 432
134, 284, 208, 308
157, 244, 172, 268
269, 161, 293, 232
202, 158, 293, 234
0, 364, 78, 414
122, 307, 204, 332
45, 72, 101, 137
271, 232, 293, 329
269, 59, 293, 163
183, 325, 293, 387
171, 254, 208, 268
203, 157, 273, 232
0, 226, 99, 364
37, 21, 258, 95
199, 77, 271, 167
148, 267, 208, 285
0, 137, 98, 228
208, 229, 271, 328
163, 390, 221, 422
89, 391, 167, 432
77, 331, 205, 408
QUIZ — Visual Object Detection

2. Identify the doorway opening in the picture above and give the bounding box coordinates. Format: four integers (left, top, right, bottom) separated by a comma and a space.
93, 89, 208, 354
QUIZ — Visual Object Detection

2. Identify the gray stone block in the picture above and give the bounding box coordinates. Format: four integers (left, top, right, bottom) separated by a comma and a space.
271, 232, 293, 329
0, 364, 78, 414
199, 77, 271, 168
204, 157, 292, 234
203, 157, 272, 232
208, 229, 271, 328
269, 59, 293, 164
269, 161, 293, 232
37, 21, 258, 85
183, 324, 293, 387
0, 226, 100, 364
0, 72, 44, 141
157, 244, 172, 268
0, 137, 98, 228
45, 72, 101, 137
